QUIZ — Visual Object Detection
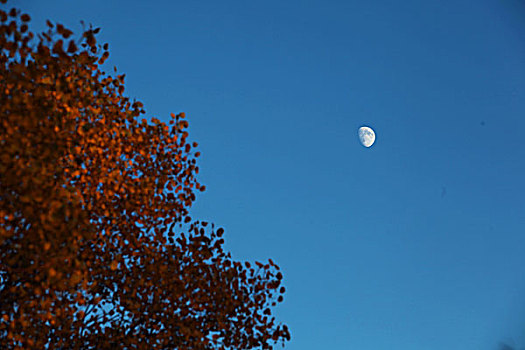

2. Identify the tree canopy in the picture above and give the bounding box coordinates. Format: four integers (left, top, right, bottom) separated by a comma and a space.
0, 2, 289, 349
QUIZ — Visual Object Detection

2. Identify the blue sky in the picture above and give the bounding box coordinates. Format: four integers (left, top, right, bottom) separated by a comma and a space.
24, 0, 525, 349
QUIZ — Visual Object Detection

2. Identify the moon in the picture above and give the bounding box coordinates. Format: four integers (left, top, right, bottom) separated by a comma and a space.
358, 126, 375, 147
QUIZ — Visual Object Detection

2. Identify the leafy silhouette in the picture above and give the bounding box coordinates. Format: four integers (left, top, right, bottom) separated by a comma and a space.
0, 3, 289, 349
498, 342, 525, 350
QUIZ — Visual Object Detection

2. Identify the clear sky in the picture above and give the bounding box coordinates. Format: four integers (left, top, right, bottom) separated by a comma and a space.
24, 0, 525, 349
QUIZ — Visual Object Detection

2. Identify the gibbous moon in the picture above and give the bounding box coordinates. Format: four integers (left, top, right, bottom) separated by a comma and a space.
358, 126, 375, 147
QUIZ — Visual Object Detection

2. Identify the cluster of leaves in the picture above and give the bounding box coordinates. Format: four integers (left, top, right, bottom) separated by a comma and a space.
0, 3, 289, 349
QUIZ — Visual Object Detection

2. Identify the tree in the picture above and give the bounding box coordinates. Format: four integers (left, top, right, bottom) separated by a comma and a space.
0, 3, 290, 349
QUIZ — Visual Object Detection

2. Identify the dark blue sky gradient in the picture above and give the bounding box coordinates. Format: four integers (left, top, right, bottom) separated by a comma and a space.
24, 0, 525, 348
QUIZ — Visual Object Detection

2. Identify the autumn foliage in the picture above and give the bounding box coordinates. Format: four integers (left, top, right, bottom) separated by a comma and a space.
0, 3, 289, 349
